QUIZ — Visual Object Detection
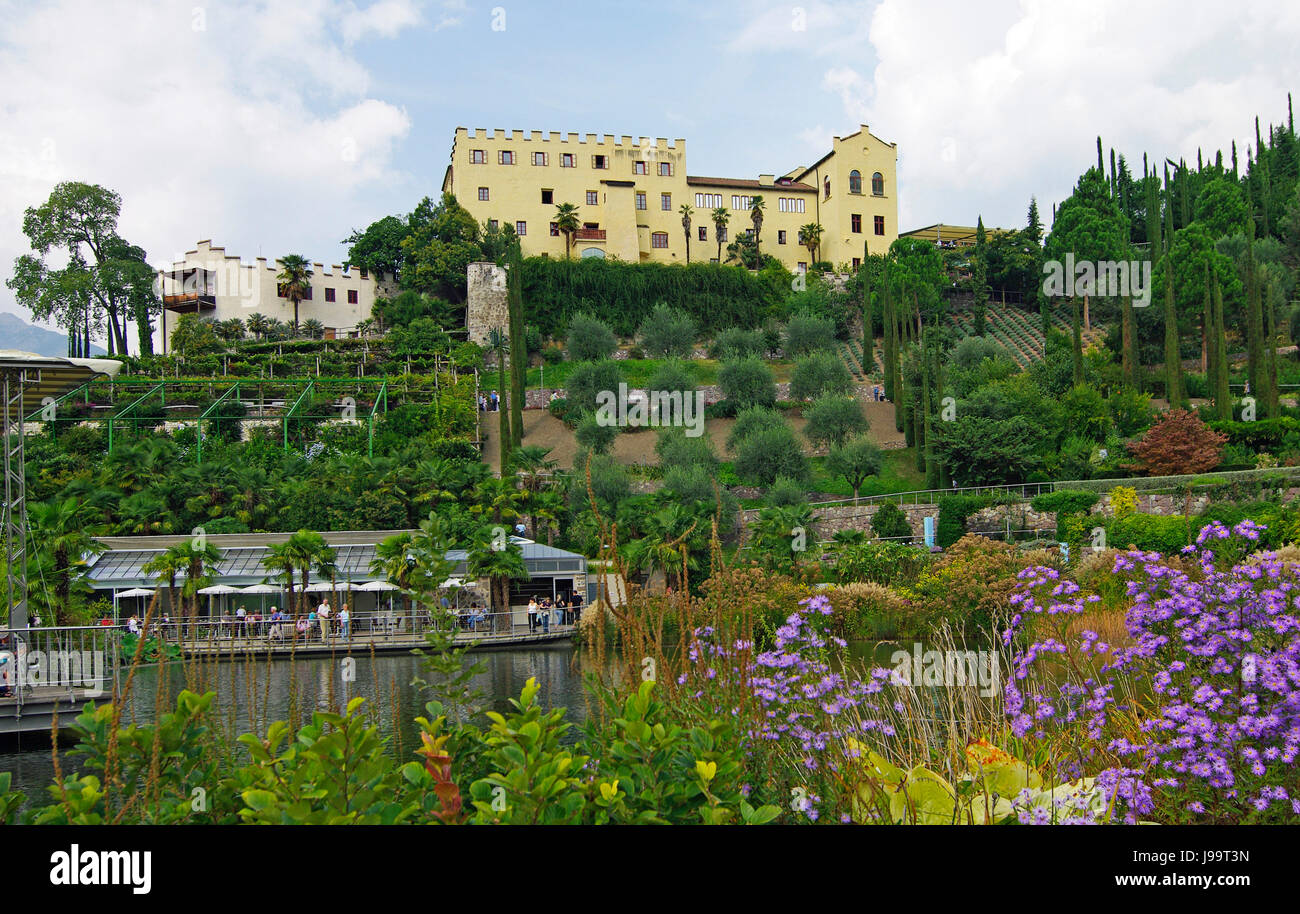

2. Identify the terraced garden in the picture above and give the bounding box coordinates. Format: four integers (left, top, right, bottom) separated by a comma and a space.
944, 303, 1108, 367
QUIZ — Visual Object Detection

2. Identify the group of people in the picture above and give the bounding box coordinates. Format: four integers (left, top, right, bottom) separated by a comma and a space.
526, 593, 581, 633
265, 601, 351, 643
478, 390, 501, 412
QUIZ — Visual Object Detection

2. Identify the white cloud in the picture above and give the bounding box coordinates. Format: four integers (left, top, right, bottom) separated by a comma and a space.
0, 0, 416, 326
341, 0, 425, 44
796, 0, 1300, 232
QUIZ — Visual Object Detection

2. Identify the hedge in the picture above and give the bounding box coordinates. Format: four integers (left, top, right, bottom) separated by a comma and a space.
937, 494, 992, 548
520, 256, 783, 338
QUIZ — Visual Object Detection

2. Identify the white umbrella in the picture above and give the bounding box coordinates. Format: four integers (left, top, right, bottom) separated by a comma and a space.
239, 584, 279, 594
197, 584, 240, 595
439, 578, 463, 589
117, 587, 155, 598
305, 580, 353, 592
356, 580, 398, 591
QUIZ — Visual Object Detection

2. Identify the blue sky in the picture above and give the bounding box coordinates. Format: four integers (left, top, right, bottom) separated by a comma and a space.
2, 0, 1298, 333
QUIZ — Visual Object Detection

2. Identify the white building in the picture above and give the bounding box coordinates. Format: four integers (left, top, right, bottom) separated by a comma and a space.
156, 240, 396, 351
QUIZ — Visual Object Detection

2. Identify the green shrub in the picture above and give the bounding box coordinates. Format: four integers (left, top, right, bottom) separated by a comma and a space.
718, 357, 776, 411
764, 476, 807, 507
565, 360, 622, 417
789, 352, 852, 401
655, 427, 718, 471
803, 394, 868, 451
567, 313, 618, 362
1030, 489, 1102, 515
575, 414, 618, 454
709, 327, 766, 361
726, 406, 787, 454
783, 313, 837, 357
1105, 513, 1192, 553
936, 494, 992, 548
637, 303, 696, 358
733, 423, 809, 486
870, 501, 911, 542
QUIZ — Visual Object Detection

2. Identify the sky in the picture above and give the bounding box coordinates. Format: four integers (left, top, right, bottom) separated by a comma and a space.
2, 0, 1299, 333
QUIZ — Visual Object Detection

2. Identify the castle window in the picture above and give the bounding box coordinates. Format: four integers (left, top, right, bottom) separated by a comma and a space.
470, 149, 486, 163
633, 160, 648, 175
698, 226, 707, 241
592, 154, 608, 169
478, 187, 489, 201
651, 232, 669, 249
516, 221, 527, 235
541, 189, 553, 204
586, 190, 599, 205
849, 170, 862, 194
658, 162, 672, 177
851, 214, 862, 233
635, 192, 647, 210
661, 193, 672, 211
874, 215, 885, 235
499, 150, 515, 165
347, 289, 358, 304
533, 151, 548, 166
824, 177, 831, 199
324, 287, 336, 302
777, 230, 787, 245
872, 172, 885, 195
561, 153, 575, 167
550, 222, 559, 236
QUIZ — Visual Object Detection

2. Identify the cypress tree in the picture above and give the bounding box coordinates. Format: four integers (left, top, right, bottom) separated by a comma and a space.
1232, 140, 1239, 179
507, 242, 526, 449
1213, 276, 1231, 420
973, 216, 988, 336
1161, 166, 1182, 406
861, 246, 873, 376
1071, 295, 1084, 386
1244, 185, 1265, 401
1121, 294, 1137, 388
1097, 136, 1104, 173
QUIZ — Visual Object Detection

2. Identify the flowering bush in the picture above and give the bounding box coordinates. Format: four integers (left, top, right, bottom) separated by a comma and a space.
1006, 519, 1300, 823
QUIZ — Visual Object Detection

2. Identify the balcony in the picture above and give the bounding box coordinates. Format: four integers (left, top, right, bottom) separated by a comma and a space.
574, 228, 606, 241
162, 292, 216, 313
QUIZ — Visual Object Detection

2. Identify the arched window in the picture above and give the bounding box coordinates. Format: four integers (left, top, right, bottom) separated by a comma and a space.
849, 170, 862, 194
871, 172, 884, 195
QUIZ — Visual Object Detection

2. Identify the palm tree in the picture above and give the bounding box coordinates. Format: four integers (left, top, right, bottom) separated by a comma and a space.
510, 445, 557, 496
749, 195, 766, 264
467, 537, 528, 632
276, 254, 312, 332
28, 498, 105, 625
142, 548, 186, 626
711, 207, 729, 263
554, 202, 580, 259
798, 222, 824, 266
486, 327, 511, 474
679, 203, 694, 263
371, 532, 417, 629
246, 312, 270, 340
265, 529, 335, 617
169, 539, 225, 635
300, 318, 325, 340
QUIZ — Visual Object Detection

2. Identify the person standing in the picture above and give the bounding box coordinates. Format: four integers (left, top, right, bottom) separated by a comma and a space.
339, 603, 350, 641
527, 597, 538, 632
317, 600, 332, 642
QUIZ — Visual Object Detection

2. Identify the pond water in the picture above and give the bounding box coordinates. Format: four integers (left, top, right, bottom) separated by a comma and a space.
0, 642, 591, 797
0, 638, 980, 798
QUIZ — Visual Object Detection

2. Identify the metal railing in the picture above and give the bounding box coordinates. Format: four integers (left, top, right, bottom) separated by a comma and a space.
121, 607, 583, 650
0, 625, 120, 708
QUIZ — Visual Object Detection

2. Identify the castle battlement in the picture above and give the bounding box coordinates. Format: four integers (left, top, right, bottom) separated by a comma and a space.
456, 127, 684, 149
